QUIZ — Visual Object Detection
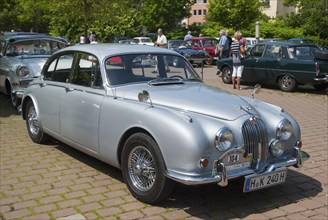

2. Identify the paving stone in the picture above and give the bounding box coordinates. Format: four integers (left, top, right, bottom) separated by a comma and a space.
0, 66, 327, 220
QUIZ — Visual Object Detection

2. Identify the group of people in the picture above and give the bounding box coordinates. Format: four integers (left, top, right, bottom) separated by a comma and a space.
217, 29, 247, 90
80, 31, 98, 44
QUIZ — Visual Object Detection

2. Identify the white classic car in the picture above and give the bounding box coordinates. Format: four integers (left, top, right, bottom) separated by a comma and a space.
21, 44, 309, 204
0, 32, 68, 108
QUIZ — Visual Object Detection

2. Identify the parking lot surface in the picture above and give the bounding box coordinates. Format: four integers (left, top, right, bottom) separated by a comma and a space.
1, 66, 327, 220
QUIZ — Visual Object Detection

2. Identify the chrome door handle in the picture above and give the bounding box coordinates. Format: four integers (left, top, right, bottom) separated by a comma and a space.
65, 86, 74, 92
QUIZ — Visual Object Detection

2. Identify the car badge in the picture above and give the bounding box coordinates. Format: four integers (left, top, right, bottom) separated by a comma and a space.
250, 116, 257, 124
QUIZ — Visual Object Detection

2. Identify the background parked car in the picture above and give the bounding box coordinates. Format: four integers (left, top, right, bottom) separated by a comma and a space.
288, 38, 315, 45
217, 41, 328, 92
132, 37, 155, 46
0, 32, 68, 108
187, 37, 219, 65
167, 40, 209, 66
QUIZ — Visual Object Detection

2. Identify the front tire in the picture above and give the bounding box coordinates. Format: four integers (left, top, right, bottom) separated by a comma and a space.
25, 101, 50, 143
222, 66, 232, 84
121, 133, 175, 204
278, 75, 297, 92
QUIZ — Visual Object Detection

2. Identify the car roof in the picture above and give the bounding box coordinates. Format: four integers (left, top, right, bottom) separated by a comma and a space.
0, 32, 68, 43
57, 44, 180, 59
133, 37, 151, 39
256, 41, 317, 47
188, 37, 217, 40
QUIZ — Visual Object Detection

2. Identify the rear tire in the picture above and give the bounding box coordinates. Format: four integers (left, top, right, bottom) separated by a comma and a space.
278, 75, 297, 92
222, 67, 232, 84
25, 101, 50, 143
121, 133, 175, 204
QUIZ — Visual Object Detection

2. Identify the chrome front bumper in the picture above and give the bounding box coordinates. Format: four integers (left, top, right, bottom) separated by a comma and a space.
165, 147, 309, 186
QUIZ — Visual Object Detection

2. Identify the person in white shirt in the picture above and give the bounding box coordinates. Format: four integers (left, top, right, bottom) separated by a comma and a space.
153, 28, 170, 73
155, 28, 167, 48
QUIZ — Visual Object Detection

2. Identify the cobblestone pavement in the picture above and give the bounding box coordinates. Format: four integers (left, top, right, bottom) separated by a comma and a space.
1, 66, 327, 220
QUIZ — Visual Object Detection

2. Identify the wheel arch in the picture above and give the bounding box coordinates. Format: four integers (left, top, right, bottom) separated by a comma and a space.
21, 95, 37, 120
117, 127, 157, 167
5, 78, 11, 95
276, 73, 298, 84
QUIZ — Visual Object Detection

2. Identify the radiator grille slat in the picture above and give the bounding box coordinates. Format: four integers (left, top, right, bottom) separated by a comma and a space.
242, 118, 268, 169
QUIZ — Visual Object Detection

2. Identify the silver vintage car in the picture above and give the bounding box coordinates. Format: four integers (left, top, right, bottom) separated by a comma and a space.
0, 32, 68, 108
21, 44, 309, 204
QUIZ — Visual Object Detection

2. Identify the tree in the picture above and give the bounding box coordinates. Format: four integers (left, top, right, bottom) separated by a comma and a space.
283, 0, 328, 41
137, 0, 192, 33
207, 0, 263, 30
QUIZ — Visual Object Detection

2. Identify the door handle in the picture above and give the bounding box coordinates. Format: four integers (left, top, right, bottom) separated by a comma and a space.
39, 83, 47, 87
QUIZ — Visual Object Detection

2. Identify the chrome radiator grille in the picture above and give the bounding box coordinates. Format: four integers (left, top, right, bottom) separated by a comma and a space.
241, 118, 268, 169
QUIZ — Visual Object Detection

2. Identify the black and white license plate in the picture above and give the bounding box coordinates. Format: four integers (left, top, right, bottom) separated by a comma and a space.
243, 168, 287, 192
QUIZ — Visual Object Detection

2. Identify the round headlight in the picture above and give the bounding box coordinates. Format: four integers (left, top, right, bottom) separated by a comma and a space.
16, 66, 30, 78
277, 120, 292, 140
270, 140, 284, 157
215, 128, 234, 151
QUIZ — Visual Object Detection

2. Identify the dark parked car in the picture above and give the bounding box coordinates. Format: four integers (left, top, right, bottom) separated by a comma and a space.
0, 32, 68, 108
167, 40, 209, 65
186, 37, 219, 65
217, 42, 328, 92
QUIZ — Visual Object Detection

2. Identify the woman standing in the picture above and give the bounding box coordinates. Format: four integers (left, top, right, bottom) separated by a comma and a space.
231, 31, 246, 90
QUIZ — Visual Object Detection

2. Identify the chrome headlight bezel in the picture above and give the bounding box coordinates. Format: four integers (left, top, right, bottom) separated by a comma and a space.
270, 139, 284, 157
277, 119, 293, 141
16, 66, 30, 78
215, 128, 234, 151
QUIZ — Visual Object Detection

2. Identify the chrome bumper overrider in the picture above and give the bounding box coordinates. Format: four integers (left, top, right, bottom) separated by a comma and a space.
165, 147, 309, 186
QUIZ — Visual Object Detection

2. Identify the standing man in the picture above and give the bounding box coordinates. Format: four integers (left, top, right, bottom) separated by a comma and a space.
226, 30, 233, 51
155, 28, 168, 48
217, 30, 230, 59
184, 31, 192, 41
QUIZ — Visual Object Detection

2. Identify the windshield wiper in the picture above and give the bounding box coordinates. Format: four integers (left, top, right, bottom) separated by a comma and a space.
148, 78, 184, 86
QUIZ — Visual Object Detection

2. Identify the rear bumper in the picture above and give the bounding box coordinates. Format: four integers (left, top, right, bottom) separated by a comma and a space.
165, 146, 309, 186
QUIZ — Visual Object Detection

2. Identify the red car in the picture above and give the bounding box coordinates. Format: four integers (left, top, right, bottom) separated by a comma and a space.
187, 37, 219, 65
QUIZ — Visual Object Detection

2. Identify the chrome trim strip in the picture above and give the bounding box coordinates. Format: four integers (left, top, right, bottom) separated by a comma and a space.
313, 77, 328, 81
164, 170, 221, 185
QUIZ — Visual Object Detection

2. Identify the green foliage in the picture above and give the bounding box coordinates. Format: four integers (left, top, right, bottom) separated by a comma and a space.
138, 0, 192, 33
283, 0, 328, 46
166, 24, 202, 40
207, 0, 263, 30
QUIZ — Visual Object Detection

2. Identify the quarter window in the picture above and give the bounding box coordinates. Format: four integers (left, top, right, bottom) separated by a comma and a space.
70, 53, 102, 88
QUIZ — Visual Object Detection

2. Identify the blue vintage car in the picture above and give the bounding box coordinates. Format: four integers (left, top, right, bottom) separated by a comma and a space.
22, 44, 309, 204
168, 40, 209, 65
217, 41, 328, 92
0, 32, 68, 108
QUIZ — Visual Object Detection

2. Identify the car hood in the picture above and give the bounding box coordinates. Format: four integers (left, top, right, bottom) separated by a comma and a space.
16, 56, 49, 77
114, 82, 258, 121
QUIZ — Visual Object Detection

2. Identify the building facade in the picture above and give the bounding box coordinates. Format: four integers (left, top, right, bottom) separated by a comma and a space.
182, 0, 296, 26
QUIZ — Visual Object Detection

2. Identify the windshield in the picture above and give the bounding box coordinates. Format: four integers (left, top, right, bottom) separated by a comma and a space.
140, 38, 152, 43
6, 39, 66, 56
105, 54, 201, 86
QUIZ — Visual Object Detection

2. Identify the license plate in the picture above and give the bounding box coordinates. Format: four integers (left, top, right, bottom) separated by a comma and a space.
243, 168, 287, 192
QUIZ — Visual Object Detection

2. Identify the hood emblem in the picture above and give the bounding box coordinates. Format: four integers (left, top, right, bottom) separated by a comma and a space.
250, 116, 257, 124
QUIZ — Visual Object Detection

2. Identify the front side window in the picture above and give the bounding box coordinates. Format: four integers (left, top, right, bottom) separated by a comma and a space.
252, 45, 266, 57
105, 54, 200, 86
5, 39, 66, 56
263, 45, 281, 58
44, 53, 74, 82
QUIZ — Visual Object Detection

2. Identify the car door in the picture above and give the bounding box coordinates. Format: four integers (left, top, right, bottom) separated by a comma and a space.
258, 44, 281, 83
242, 44, 266, 82
60, 52, 104, 153
36, 52, 74, 134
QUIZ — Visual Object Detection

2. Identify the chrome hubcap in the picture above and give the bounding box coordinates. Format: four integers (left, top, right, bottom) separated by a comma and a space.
128, 146, 156, 191
282, 76, 292, 88
27, 105, 39, 136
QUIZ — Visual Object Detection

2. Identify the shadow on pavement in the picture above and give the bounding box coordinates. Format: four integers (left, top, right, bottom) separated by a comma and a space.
54, 140, 321, 219
0, 94, 20, 117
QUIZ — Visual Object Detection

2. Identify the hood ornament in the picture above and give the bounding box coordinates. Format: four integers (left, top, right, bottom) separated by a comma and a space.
252, 84, 261, 100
